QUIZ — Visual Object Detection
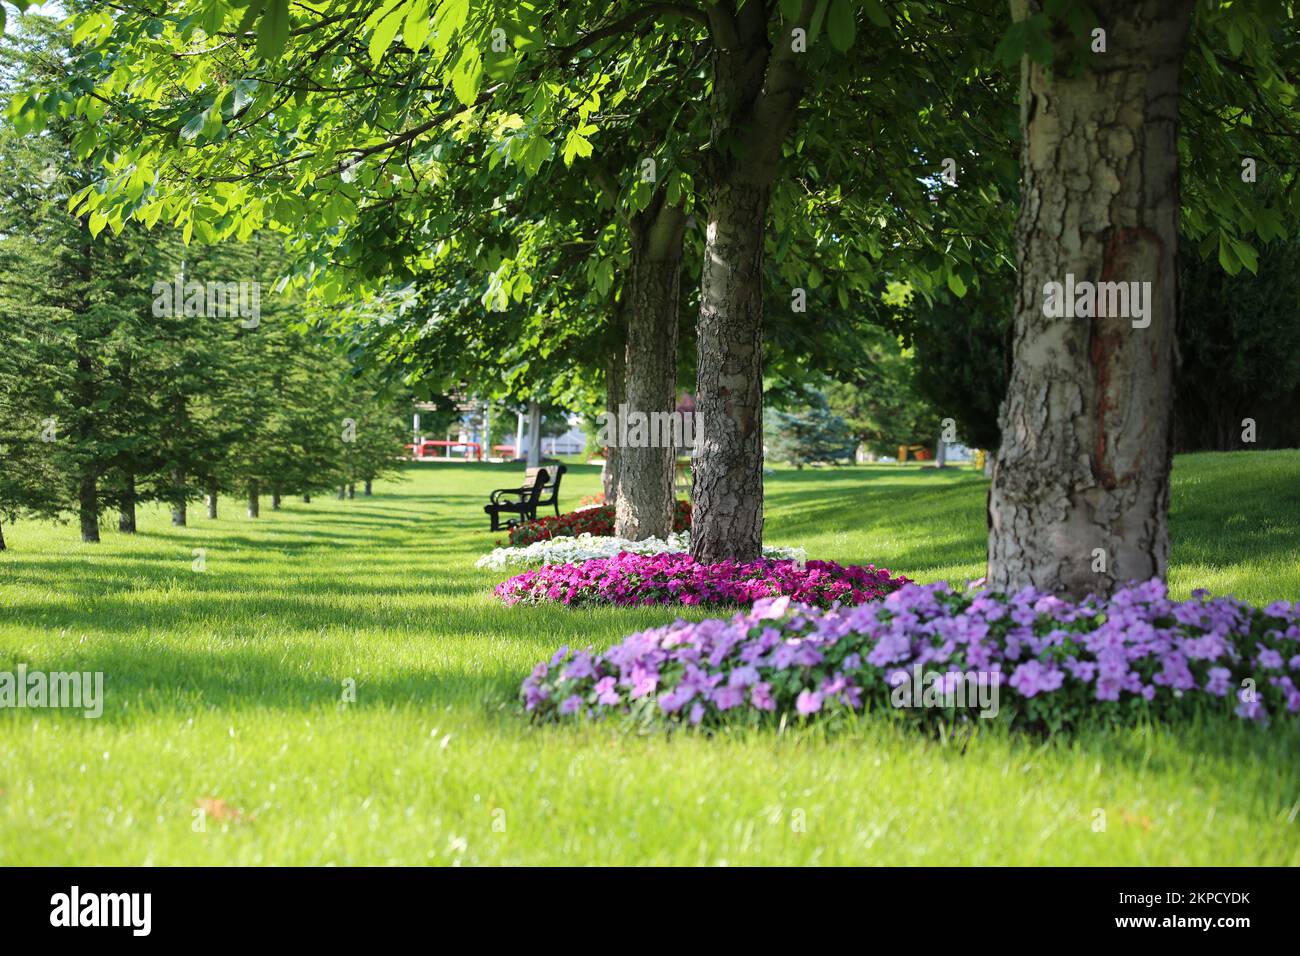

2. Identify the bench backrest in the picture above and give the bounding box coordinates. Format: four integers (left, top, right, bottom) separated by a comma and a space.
522, 467, 551, 505
525, 464, 566, 505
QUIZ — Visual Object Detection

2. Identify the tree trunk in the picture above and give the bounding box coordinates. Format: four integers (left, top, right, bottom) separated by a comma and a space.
272, 488, 282, 510
206, 479, 218, 519
171, 469, 186, 526
347, 482, 355, 499
988, 0, 1192, 599
616, 197, 686, 541
934, 432, 947, 469
247, 481, 260, 518
526, 402, 541, 467
0, 516, 6, 551
79, 473, 100, 543
363, 480, 372, 496
692, 183, 771, 563
690, 1, 806, 563
303, 493, 311, 504
336, 485, 346, 500
602, 307, 627, 507
119, 472, 137, 533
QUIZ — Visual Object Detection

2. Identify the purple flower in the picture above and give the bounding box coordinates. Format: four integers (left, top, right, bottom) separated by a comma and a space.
520, 580, 1300, 729
750, 682, 776, 711
594, 677, 621, 707
1205, 667, 1232, 697
796, 690, 822, 716
1008, 660, 1064, 698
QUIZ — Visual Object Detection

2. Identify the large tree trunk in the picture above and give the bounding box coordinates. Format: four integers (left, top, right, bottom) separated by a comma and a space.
615, 197, 686, 541
119, 472, 137, 533
988, 0, 1192, 599
171, 469, 186, 526
79, 474, 100, 543
690, 2, 806, 563
602, 306, 627, 508
692, 185, 769, 562
247, 481, 260, 519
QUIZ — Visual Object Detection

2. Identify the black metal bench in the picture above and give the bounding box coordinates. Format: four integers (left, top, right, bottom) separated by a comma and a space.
484, 465, 566, 531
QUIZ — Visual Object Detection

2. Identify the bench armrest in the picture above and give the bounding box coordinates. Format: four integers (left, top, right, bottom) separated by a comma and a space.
489, 485, 529, 504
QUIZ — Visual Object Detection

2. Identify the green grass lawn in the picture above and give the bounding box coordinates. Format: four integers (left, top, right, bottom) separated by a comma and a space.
2, 451, 1298, 865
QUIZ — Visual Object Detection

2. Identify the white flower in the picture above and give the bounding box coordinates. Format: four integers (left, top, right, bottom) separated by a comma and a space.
475, 531, 806, 570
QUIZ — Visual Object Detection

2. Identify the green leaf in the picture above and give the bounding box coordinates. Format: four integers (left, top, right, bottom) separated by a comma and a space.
808, 0, 830, 44
947, 271, 967, 297
1231, 237, 1258, 275
862, 0, 889, 28
1217, 234, 1241, 276
562, 129, 592, 166
238, 0, 264, 33
993, 22, 1026, 66
256, 0, 290, 61
450, 46, 482, 106
778, 0, 802, 20
827, 0, 855, 52
369, 8, 404, 63
179, 112, 206, 141
404, 0, 431, 51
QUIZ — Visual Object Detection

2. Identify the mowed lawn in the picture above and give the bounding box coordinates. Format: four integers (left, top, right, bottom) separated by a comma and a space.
1, 451, 1298, 865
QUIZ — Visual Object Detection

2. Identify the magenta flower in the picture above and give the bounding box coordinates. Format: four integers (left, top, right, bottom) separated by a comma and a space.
495, 552, 910, 610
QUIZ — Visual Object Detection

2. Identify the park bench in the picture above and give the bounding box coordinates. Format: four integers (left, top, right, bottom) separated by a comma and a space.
484, 465, 567, 531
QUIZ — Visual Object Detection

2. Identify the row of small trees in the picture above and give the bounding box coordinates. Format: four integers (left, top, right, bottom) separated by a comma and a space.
0, 123, 409, 549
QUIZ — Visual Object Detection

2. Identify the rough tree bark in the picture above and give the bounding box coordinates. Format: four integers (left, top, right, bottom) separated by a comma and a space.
988, 0, 1193, 598
691, 1, 808, 563
615, 194, 686, 541
602, 303, 627, 508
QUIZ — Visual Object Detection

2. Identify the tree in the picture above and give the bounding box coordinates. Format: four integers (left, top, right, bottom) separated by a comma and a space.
988, 0, 1194, 597
765, 389, 855, 468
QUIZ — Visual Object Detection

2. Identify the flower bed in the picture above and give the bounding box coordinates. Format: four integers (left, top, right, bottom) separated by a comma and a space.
496, 552, 908, 608
476, 531, 807, 570
521, 580, 1300, 730
508, 501, 691, 546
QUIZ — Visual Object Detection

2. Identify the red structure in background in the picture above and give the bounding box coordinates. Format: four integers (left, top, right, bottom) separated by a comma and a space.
406, 440, 482, 461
